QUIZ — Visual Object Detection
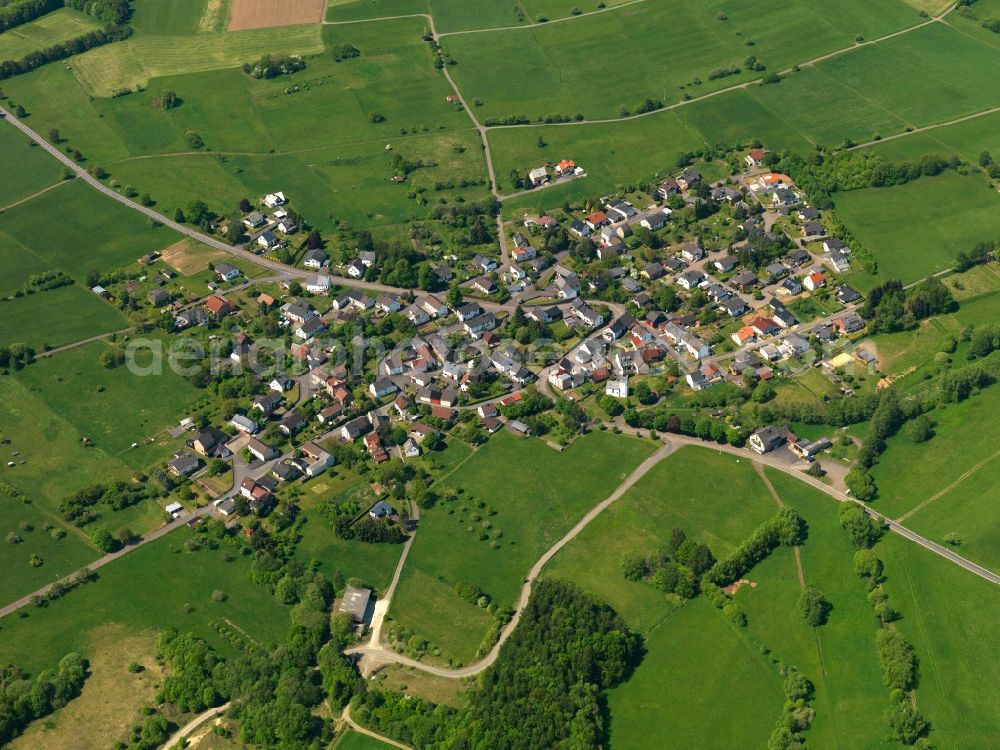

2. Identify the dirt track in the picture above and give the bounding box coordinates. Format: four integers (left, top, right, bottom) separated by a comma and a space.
228, 0, 325, 31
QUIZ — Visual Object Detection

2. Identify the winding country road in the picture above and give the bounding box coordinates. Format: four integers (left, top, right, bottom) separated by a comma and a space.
346, 441, 677, 678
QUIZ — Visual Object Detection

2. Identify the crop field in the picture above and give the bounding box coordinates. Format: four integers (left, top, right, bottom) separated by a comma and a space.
880, 531, 1000, 749
0, 528, 291, 677
229, 0, 325, 30
130, 0, 213, 36
0, 490, 96, 605
0, 8, 101, 62
13, 340, 203, 462
441, 0, 923, 122
547, 446, 778, 631
0, 125, 65, 208
832, 171, 1000, 284
0, 180, 183, 293
870, 385, 1000, 519
388, 429, 656, 664
605, 598, 783, 750
0, 285, 128, 351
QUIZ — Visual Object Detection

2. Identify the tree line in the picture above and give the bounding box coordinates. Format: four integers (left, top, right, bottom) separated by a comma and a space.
0, 652, 88, 745
0, 23, 132, 81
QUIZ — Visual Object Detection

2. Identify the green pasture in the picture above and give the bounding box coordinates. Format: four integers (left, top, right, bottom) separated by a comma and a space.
0, 179, 182, 292
0, 490, 97, 605
605, 598, 782, 750
861, 110, 1000, 164
70, 24, 325, 97
130, 0, 212, 36
753, 471, 892, 749
880, 531, 1000, 749
0, 528, 291, 677
833, 171, 999, 284
334, 729, 398, 750
0, 124, 66, 208
13, 339, 202, 462
547, 445, 778, 631
0, 285, 128, 350
0, 376, 134, 513
869, 384, 1000, 518
903, 456, 1000, 573
298, 495, 404, 595
0, 8, 101, 61
388, 429, 656, 663
442, 0, 921, 122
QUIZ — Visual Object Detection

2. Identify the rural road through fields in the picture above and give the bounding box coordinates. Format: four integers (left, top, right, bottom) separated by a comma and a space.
0, 505, 216, 620
346, 441, 677, 678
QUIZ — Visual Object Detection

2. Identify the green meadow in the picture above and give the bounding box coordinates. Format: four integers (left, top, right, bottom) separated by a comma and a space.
0, 124, 66, 208
870, 385, 1000, 519
13, 339, 202, 462
0, 490, 97, 605
880, 531, 1000, 750
0, 375, 134, 513
0, 285, 129, 351
441, 0, 921, 122
334, 729, 398, 750
547, 445, 778, 631
0, 8, 101, 61
0, 179, 182, 293
388, 429, 656, 664
0, 528, 291, 677
833, 171, 999, 284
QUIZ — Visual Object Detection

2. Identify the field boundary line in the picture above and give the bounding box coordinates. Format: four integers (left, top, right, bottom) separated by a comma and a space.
849, 105, 1000, 150
436, 0, 650, 38
896, 446, 1000, 522
0, 178, 71, 213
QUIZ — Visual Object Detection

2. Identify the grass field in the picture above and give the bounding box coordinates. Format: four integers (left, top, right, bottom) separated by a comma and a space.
13, 339, 202, 463
0, 8, 101, 61
8, 624, 163, 750
0, 123, 66, 208
754, 471, 892, 749
0, 490, 96, 605
870, 384, 1000, 519
605, 598, 783, 750
70, 24, 325, 96
861, 110, 1000, 164
0, 528, 291, 677
441, 0, 922, 122
0, 179, 183, 293
0, 376, 134, 514
0, 285, 128, 350
334, 729, 398, 750
833, 172, 1000, 284
388, 429, 656, 663
298, 489, 404, 594
880, 531, 1000, 749
547, 445, 779, 631
130, 0, 214, 36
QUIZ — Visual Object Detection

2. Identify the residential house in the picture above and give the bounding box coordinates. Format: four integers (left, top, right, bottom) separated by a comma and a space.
605, 378, 629, 398
294, 316, 326, 341
657, 178, 680, 197
731, 270, 760, 290
305, 274, 331, 295
732, 326, 757, 346
230, 414, 259, 434
677, 168, 701, 190
279, 411, 305, 436
472, 276, 497, 295
764, 262, 789, 280
369, 378, 398, 398
263, 192, 285, 208
751, 317, 781, 337
190, 427, 231, 457
642, 262, 665, 281
833, 311, 865, 335
168, 453, 201, 477
721, 296, 748, 317
473, 255, 498, 274
798, 207, 820, 221
419, 295, 448, 318
148, 289, 171, 307
749, 426, 788, 454
585, 211, 609, 230
204, 295, 236, 319
714, 255, 739, 273
788, 248, 812, 267
568, 219, 591, 238
745, 148, 768, 166
341, 415, 371, 441
346, 259, 365, 278
247, 437, 278, 462
823, 238, 848, 254
772, 306, 797, 329
571, 299, 604, 328
639, 210, 667, 231
215, 262, 240, 282
836, 285, 861, 305
680, 243, 704, 263
303, 248, 328, 269
251, 392, 283, 417
528, 167, 548, 186
803, 271, 826, 291
677, 270, 705, 290
826, 252, 851, 273
780, 277, 803, 296
257, 231, 280, 251
464, 311, 496, 336
243, 211, 266, 229
801, 221, 825, 238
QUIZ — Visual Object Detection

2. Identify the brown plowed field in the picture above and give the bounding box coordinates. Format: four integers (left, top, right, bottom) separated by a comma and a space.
228, 0, 325, 31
